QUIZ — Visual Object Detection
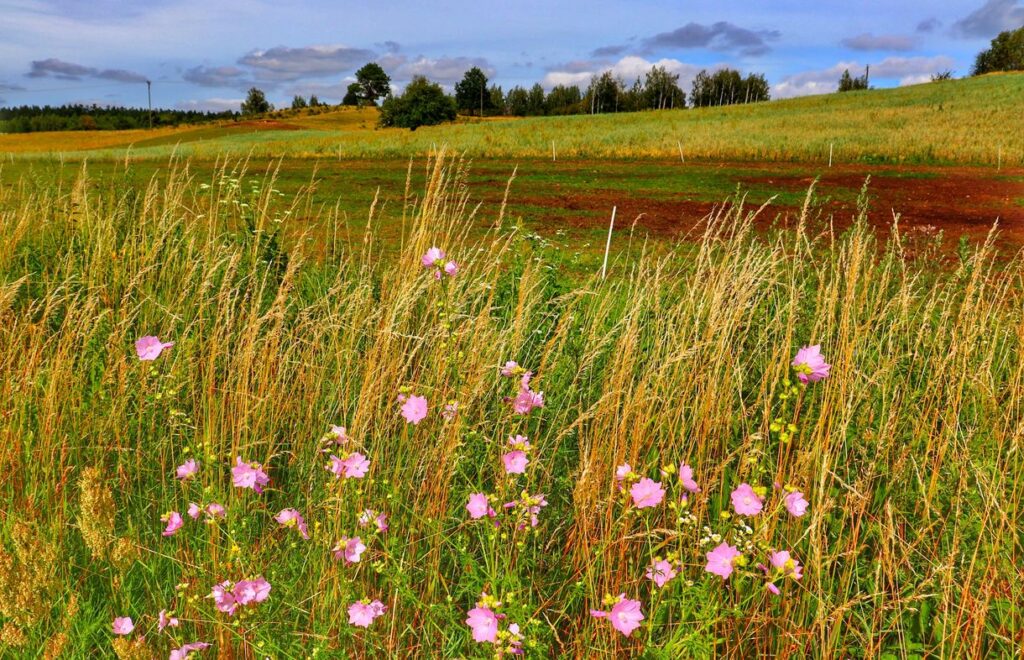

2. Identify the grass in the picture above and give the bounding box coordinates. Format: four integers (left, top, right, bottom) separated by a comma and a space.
3, 74, 1022, 166
0, 151, 1020, 657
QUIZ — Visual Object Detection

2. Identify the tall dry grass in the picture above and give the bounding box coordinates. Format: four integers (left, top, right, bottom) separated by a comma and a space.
0, 151, 1020, 657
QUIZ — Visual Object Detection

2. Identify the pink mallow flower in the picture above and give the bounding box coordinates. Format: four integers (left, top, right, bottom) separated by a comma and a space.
231, 457, 269, 493
333, 536, 366, 564
135, 335, 174, 361
590, 594, 644, 637
512, 386, 544, 415
705, 542, 742, 580
466, 493, 495, 520
348, 599, 387, 627
187, 503, 202, 519
401, 394, 428, 425
731, 483, 764, 516
327, 452, 370, 479
791, 345, 831, 383
500, 360, 520, 377
421, 246, 445, 267
785, 490, 809, 517
170, 642, 211, 660
444, 261, 458, 277
330, 425, 350, 444
359, 509, 389, 533
646, 559, 678, 588
176, 459, 198, 480
679, 463, 701, 493
233, 577, 271, 606
502, 436, 531, 474
769, 550, 803, 581
162, 511, 184, 536
206, 503, 226, 518
158, 609, 179, 631
466, 606, 499, 643
630, 478, 665, 508
614, 463, 634, 490
275, 508, 310, 540
112, 616, 134, 635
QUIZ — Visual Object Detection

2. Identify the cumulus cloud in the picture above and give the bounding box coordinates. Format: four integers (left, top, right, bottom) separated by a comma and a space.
183, 65, 250, 88
641, 21, 780, 56
841, 33, 918, 51
391, 55, 495, 83
238, 45, 376, 81
541, 55, 721, 92
952, 0, 1024, 38
773, 55, 955, 98
26, 58, 147, 82
916, 18, 942, 33
176, 97, 244, 112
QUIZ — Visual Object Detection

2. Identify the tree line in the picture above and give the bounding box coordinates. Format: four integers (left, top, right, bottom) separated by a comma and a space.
0, 103, 236, 133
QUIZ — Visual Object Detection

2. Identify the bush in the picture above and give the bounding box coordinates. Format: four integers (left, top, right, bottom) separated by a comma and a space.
378, 76, 456, 130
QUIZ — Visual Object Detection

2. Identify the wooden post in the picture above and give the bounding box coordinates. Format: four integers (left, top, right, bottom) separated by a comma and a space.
678, 141, 684, 163
601, 206, 616, 280
829, 143, 833, 168
551, 140, 556, 161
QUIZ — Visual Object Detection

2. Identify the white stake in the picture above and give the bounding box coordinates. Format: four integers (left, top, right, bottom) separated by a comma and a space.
601, 206, 616, 280
828, 142, 833, 168
678, 140, 685, 163
997, 145, 1001, 171
551, 140, 556, 161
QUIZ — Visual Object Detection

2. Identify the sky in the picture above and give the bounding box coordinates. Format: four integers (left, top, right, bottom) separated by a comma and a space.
0, 0, 1021, 111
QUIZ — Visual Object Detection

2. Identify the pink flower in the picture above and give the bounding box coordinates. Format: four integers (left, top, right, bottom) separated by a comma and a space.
614, 463, 633, 490
466, 493, 495, 519
348, 599, 387, 627
359, 509, 389, 532
705, 542, 742, 580
679, 463, 701, 493
327, 452, 370, 479
169, 642, 211, 660
443, 260, 458, 277
176, 459, 198, 480
766, 582, 781, 595
231, 456, 269, 493
206, 503, 226, 518
500, 360, 520, 377
591, 595, 644, 637
187, 502, 201, 519
330, 425, 350, 444
158, 609, 179, 631
784, 490, 809, 517
333, 536, 366, 564
769, 550, 803, 580
646, 559, 678, 588
112, 616, 134, 635
421, 246, 445, 267
502, 450, 529, 474
630, 478, 665, 508
791, 345, 831, 383
210, 581, 238, 615
512, 386, 544, 415
466, 606, 499, 643
401, 394, 428, 424
275, 508, 310, 539
233, 577, 271, 606
731, 483, 764, 516
135, 335, 174, 361
162, 511, 184, 536
442, 401, 459, 420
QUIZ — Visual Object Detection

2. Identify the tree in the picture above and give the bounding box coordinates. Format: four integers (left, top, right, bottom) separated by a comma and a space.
837, 69, 869, 92
488, 85, 505, 115
378, 76, 456, 130
342, 83, 363, 106
643, 66, 685, 110
241, 87, 271, 116
454, 67, 491, 116
527, 83, 547, 115
354, 62, 392, 104
585, 71, 622, 113
546, 84, 582, 115
308, 94, 323, 107
505, 86, 530, 116
972, 26, 1024, 75
290, 95, 307, 110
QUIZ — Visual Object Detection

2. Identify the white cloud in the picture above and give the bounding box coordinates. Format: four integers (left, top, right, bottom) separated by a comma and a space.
176, 97, 243, 112
541, 55, 721, 91
772, 56, 955, 98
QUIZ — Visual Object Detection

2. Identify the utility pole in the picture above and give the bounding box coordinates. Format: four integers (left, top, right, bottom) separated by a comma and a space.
865, 65, 870, 88
146, 80, 152, 130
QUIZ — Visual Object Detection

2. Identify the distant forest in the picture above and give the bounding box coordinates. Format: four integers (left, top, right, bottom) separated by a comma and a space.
0, 104, 237, 133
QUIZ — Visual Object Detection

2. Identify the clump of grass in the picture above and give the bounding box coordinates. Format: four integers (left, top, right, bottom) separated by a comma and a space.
0, 149, 1020, 657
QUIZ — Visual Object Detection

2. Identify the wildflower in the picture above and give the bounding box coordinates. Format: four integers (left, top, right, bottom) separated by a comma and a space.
348, 599, 387, 627
187, 503, 201, 520
112, 617, 134, 635
401, 395, 428, 425
231, 457, 269, 493
158, 609, 179, 631
466, 606, 499, 643
359, 509, 389, 533
233, 577, 271, 606
679, 463, 701, 493
502, 435, 531, 474
512, 386, 544, 415
135, 336, 174, 361
329, 425, 350, 444
161, 511, 184, 537
169, 642, 211, 660
630, 478, 665, 508
206, 503, 226, 518
175, 459, 198, 480
791, 345, 831, 383
333, 536, 366, 564
730, 483, 764, 516
210, 582, 237, 615
466, 493, 495, 520
327, 452, 370, 479
274, 508, 310, 540
784, 490, 809, 517
769, 550, 803, 580
444, 261, 459, 277
614, 463, 635, 490
442, 401, 459, 420
646, 559, 678, 588
705, 542, 742, 580
590, 594, 644, 637
500, 361, 520, 377
421, 247, 445, 267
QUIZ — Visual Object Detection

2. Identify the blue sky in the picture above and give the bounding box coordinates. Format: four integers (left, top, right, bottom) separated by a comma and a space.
1, 0, 1021, 110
